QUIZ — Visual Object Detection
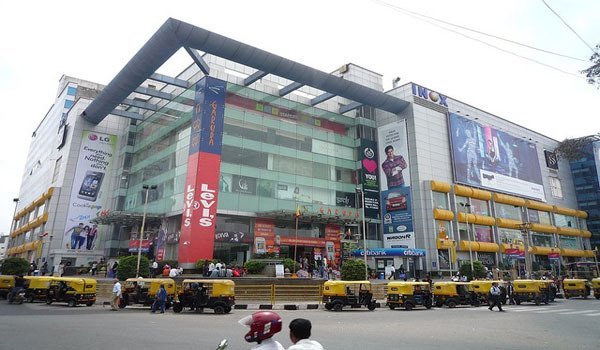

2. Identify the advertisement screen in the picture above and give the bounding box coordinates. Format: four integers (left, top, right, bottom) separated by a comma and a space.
377, 120, 415, 248
448, 113, 545, 201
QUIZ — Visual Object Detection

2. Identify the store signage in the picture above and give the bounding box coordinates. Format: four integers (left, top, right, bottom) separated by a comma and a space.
351, 248, 426, 257
128, 239, 151, 253
411, 83, 448, 107
179, 77, 226, 264
544, 150, 558, 170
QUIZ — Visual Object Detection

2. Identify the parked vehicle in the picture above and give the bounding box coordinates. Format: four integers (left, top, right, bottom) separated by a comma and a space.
45, 277, 96, 307
592, 278, 600, 300
7, 287, 26, 304
173, 279, 235, 314
433, 282, 480, 308
23, 276, 53, 303
562, 279, 591, 299
0, 275, 15, 299
513, 280, 548, 305
119, 278, 176, 309
471, 280, 506, 305
386, 281, 432, 310
322, 280, 377, 311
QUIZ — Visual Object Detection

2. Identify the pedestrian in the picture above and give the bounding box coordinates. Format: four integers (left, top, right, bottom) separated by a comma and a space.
151, 260, 159, 277
238, 311, 285, 350
91, 262, 98, 276
41, 262, 48, 276
287, 318, 324, 350
162, 264, 171, 277
507, 281, 515, 305
151, 284, 168, 314
112, 261, 119, 278
387, 265, 396, 280
488, 282, 504, 312
111, 279, 122, 311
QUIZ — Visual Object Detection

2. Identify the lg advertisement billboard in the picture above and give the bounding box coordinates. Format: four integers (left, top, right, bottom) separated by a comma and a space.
448, 113, 546, 201
377, 120, 415, 249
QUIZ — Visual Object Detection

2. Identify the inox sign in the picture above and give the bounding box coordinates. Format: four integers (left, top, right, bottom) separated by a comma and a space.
411, 83, 448, 107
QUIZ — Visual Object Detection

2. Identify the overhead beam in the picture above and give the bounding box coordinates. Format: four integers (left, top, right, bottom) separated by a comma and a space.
339, 101, 363, 114
279, 82, 303, 96
110, 109, 144, 121
184, 47, 210, 75
311, 92, 335, 106
134, 87, 174, 100
243, 70, 268, 86
150, 73, 191, 88
122, 98, 158, 111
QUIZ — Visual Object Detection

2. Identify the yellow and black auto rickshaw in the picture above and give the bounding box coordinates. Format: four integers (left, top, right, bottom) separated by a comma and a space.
0, 275, 15, 299
513, 280, 548, 305
173, 279, 235, 314
433, 282, 480, 308
386, 281, 432, 310
24, 276, 53, 303
322, 280, 377, 311
471, 280, 506, 306
592, 278, 600, 300
45, 277, 97, 307
119, 278, 176, 309
562, 279, 591, 299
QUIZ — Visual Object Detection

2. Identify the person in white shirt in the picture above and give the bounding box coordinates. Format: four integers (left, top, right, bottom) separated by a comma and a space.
287, 318, 324, 350
151, 261, 159, 277
239, 311, 285, 350
110, 279, 122, 311
169, 267, 179, 277
488, 282, 504, 312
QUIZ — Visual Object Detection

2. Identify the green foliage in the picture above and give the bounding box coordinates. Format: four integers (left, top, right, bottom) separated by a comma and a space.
0, 257, 30, 275
459, 261, 486, 281
341, 259, 367, 280
581, 44, 600, 88
554, 134, 600, 161
244, 260, 266, 274
282, 258, 298, 272
116, 255, 150, 280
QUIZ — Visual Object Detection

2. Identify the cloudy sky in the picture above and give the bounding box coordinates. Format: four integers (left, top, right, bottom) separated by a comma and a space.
0, 0, 598, 235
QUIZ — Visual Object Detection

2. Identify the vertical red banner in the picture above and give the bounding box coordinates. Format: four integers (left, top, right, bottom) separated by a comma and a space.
179, 77, 227, 267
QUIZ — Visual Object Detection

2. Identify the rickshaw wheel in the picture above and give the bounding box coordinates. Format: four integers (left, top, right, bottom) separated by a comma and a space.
173, 303, 183, 313
224, 306, 232, 313
68, 299, 77, 307
27, 295, 35, 303
564, 294, 569, 299
214, 305, 225, 314
86, 301, 94, 307
447, 300, 457, 308
324, 303, 333, 310
388, 304, 396, 310
332, 302, 343, 312
534, 297, 540, 306
595, 295, 599, 300
404, 302, 414, 311
472, 299, 481, 307
515, 299, 521, 305
45, 297, 53, 305
367, 303, 376, 311
195, 308, 204, 313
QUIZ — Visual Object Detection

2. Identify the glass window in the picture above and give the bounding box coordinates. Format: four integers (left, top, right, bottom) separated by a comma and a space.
498, 228, 523, 245
531, 210, 552, 225
559, 236, 579, 249
432, 192, 448, 210
458, 223, 471, 241
531, 233, 553, 247
474, 225, 493, 242
67, 86, 77, 96
52, 157, 62, 183
471, 199, 489, 216
554, 214, 576, 228
495, 203, 521, 220
549, 176, 563, 199
64, 99, 74, 109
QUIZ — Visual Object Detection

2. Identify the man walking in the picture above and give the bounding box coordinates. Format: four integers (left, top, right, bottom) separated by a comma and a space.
488, 282, 504, 312
287, 318, 324, 350
110, 279, 121, 311
151, 284, 168, 314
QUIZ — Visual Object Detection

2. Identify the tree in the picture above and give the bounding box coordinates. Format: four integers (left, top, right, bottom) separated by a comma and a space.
0, 257, 30, 275
116, 255, 149, 280
581, 44, 600, 88
459, 261, 486, 281
341, 259, 367, 280
554, 134, 600, 161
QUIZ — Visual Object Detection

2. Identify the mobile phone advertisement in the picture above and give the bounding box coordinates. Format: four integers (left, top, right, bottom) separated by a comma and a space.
62, 130, 117, 250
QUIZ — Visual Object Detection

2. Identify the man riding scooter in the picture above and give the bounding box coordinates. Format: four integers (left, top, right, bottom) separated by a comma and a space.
8, 275, 26, 304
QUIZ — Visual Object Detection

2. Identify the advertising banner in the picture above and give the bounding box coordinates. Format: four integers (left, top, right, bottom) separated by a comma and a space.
360, 139, 380, 219
155, 228, 166, 261
128, 239, 151, 253
63, 131, 117, 250
351, 248, 426, 257
325, 224, 341, 267
178, 77, 227, 265
254, 219, 276, 254
377, 121, 414, 248
448, 113, 545, 201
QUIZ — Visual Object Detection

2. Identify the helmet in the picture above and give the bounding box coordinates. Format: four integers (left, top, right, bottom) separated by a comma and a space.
239, 311, 282, 343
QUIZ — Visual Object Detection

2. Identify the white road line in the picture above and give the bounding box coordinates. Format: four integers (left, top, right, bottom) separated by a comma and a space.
510, 308, 539, 312
534, 309, 573, 313
558, 310, 596, 315
585, 312, 600, 316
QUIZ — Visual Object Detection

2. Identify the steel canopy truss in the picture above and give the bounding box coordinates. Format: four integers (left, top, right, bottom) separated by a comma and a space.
82, 18, 409, 124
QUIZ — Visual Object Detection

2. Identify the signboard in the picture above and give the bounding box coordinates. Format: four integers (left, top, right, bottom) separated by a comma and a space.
360, 139, 380, 219
128, 239, 151, 253
544, 150, 558, 170
62, 130, 117, 250
275, 264, 285, 278
411, 83, 448, 107
448, 113, 545, 201
505, 248, 525, 259
178, 77, 227, 265
377, 120, 414, 248
351, 248, 426, 257
254, 219, 276, 254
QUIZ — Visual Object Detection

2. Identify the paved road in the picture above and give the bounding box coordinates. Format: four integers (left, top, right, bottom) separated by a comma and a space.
1, 298, 599, 350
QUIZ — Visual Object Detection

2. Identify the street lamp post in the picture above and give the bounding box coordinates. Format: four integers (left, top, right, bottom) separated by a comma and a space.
11, 198, 19, 233
593, 247, 599, 278
136, 185, 157, 278
460, 202, 474, 279
357, 189, 368, 279
518, 222, 533, 278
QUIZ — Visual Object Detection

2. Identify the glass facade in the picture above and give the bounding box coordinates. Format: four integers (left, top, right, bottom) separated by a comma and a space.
570, 141, 600, 248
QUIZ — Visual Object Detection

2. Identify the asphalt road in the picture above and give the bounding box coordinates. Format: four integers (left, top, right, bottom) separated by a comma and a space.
1, 298, 599, 350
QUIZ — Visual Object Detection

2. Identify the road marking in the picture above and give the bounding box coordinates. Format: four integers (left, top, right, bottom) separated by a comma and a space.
585, 312, 600, 316
558, 310, 596, 315
534, 309, 573, 314
510, 308, 538, 312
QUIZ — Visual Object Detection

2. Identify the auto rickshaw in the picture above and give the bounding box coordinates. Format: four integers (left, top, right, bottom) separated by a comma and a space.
562, 279, 591, 299
172, 279, 235, 314
322, 280, 377, 311
119, 278, 176, 309
433, 282, 480, 308
45, 277, 97, 307
471, 280, 506, 306
24, 276, 53, 303
539, 279, 557, 302
386, 281, 432, 310
512, 280, 548, 305
592, 278, 600, 299
0, 275, 15, 299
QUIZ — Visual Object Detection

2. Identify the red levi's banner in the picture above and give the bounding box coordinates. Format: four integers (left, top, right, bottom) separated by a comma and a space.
179, 77, 227, 266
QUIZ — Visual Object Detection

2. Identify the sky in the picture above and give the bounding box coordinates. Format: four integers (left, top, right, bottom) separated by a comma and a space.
0, 0, 598, 236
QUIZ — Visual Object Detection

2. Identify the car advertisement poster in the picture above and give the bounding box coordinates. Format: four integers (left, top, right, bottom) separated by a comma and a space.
377, 120, 415, 248
448, 113, 545, 201
63, 130, 117, 250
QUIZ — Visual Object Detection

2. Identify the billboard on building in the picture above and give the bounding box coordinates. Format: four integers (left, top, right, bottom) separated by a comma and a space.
448, 113, 545, 201
62, 131, 117, 250
377, 120, 415, 248
179, 77, 227, 265
360, 139, 380, 219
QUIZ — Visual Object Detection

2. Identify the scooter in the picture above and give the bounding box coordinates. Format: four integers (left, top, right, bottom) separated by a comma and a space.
7, 287, 26, 304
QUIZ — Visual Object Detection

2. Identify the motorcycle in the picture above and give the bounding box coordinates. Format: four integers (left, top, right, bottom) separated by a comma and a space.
7, 287, 26, 304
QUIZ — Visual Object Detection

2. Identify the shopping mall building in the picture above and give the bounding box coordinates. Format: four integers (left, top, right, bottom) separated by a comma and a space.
7, 18, 597, 277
